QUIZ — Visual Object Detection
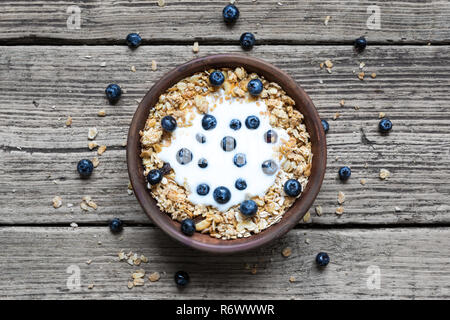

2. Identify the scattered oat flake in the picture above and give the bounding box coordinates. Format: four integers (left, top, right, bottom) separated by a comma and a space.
88, 127, 98, 140
359, 62, 365, 69
100, 62, 106, 67
70, 222, 78, 228
88, 284, 94, 289
338, 191, 346, 204
335, 206, 344, 215
289, 276, 296, 283
333, 112, 340, 120
130, 65, 136, 72
250, 267, 257, 275
97, 109, 106, 117
157, 0, 165, 7
305, 238, 310, 244
360, 178, 367, 185
303, 211, 311, 223
371, 72, 377, 79
282, 247, 292, 257
87, 200, 97, 210
97, 145, 107, 155
340, 99, 345, 107
65, 116, 72, 126
86, 260, 92, 265
133, 278, 145, 286
379, 169, 391, 180
192, 42, 199, 53
395, 206, 402, 212
324, 15, 331, 26
140, 255, 149, 263
315, 205, 323, 216
319, 62, 324, 69
88, 142, 98, 150
92, 157, 99, 168
132, 270, 145, 279
52, 196, 62, 209
151, 60, 157, 71
358, 72, 365, 80
127, 281, 134, 289
149, 272, 161, 282
354, 105, 360, 110
80, 201, 89, 211
324, 60, 333, 69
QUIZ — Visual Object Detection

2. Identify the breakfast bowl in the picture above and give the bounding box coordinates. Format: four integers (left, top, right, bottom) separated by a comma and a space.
127, 54, 326, 254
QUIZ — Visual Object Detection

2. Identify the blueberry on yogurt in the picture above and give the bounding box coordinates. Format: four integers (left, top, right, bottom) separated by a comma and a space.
235, 178, 247, 190
213, 186, 231, 204
264, 130, 278, 143
196, 133, 206, 144
261, 159, 278, 175
161, 115, 177, 132
176, 148, 193, 165
229, 119, 242, 130
233, 153, 247, 167
221, 136, 236, 152
196, 184, 210, 196
202, 114, 217, 130
198, 158, 208, 168
245, 115, 260, 129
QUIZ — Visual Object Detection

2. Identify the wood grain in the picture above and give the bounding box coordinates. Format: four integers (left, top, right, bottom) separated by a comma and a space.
0, 226, 448, 299
1, 0, 449, 44
1, 45, 449, 225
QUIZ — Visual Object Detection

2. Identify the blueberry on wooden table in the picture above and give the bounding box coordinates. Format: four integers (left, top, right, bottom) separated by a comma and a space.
379, 118, 393, 133
316, 252, 330, 267
180, 218, 196, 236
77, 159, 93, 178
174, 271, 190, 286
240, 32, 255, 50
247, 79, 263, 96
321, 119, 329, 133
147, 169, 163, 185
223, 4, 239, 24
240, 200, 258, 218
105, 84, 122, 104
338, 166, 351, 181
161, 115, 177, 132
109, 218, 123, 233
126, 33, 142, 48
354, 36, 367, 52
284, 179, 302, 197
209, 70, 225, 86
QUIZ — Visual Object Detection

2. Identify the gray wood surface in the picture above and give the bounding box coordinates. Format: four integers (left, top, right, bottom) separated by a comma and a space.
1, 45, 449, 225
0, 226, 448, 299
1, 0, 449, 300
1, 0, 449, 44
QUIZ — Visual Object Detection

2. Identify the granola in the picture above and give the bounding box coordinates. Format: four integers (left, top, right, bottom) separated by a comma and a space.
139, 67, 312, 240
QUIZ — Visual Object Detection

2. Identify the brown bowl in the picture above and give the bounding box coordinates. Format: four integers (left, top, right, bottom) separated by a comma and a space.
127, 54, 326, 254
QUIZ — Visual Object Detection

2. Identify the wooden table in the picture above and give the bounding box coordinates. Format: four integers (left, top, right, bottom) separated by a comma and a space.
1, 0, 449, 299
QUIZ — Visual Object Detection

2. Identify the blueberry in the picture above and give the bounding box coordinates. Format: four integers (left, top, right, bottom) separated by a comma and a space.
379, 118, 393, 133
196, 183, 210, 196
338, 166, 351, 181
264, 130, 278, 143
354, 36, 367, 52
209, 70, 225, 86
245, 115, 260, 129
174, 271, 190, 287
196, 133, 206, 144
181, 219, 196, 236
105, 84, 122, 104
247, 79, 263, 96
198, 158, 208, 168
235, 178, 247, 190
223, 4, 239, 24
221, 136, 236, 152
321, 119, 329, 133
213, 186, 231, 204
161, 115, 177, 132
240, 200, 258, 217
77, 159, 94, 178
109, 218, 123, 233
126, 33, 142, 48
261, 159, 278, 175
233, 153, 247, 167
284, 179, 302, 197
147, 169, 163, 185
240, 32, 255, 50
176, 148, 193, 165
229, 119, 242, 130
316, 252, 330, 267
202, 114, 217, 130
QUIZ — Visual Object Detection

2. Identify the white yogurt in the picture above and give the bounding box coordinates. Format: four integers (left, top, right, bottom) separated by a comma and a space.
158, 91, 288, 211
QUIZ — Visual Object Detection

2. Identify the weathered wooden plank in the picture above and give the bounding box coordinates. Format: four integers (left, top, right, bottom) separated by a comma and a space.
0, 226, 448, 299
0, 46, 450, 224
1, 0, 449, 44
0, 45, 449, 225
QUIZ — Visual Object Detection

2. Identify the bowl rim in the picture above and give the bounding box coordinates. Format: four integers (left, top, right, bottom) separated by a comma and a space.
127, 53, 326, 254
